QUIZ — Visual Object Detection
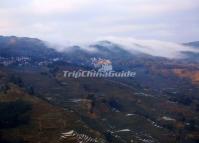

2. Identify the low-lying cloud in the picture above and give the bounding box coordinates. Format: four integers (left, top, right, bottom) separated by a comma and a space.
91, 36, 199, 59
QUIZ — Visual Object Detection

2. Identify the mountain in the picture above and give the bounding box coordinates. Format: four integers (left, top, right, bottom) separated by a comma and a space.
0, 36, 199, 143
1, 36, 199, 62
0, 36, 198, 95
64, 40, 199, 63
182, 41, 199, 61
184, 41, 199, 48
0, 36, 60, 60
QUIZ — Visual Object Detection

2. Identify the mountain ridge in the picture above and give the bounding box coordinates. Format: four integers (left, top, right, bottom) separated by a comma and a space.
0, 35, 199, 62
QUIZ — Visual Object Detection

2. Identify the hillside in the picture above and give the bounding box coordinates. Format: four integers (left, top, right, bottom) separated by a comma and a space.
0, 36, 199, 143
184, 41, 199, 48
0, 71, 104, 143
0, 36, 61, 60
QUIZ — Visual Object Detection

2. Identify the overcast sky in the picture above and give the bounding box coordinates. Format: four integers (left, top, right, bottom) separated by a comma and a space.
0, 0, 199, 44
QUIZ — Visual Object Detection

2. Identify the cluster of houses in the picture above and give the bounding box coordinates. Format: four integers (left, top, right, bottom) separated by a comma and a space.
0, 56, 62, 67
0, 56, 31, 66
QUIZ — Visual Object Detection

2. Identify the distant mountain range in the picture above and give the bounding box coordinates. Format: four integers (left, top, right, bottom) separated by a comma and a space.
182, 41, 199, 61
0, 36, 199, 143
184, 41, 199, 48
0, 36, 199, 63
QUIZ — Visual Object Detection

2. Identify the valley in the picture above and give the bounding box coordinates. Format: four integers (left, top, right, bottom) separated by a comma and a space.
0, 36, 199, 143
